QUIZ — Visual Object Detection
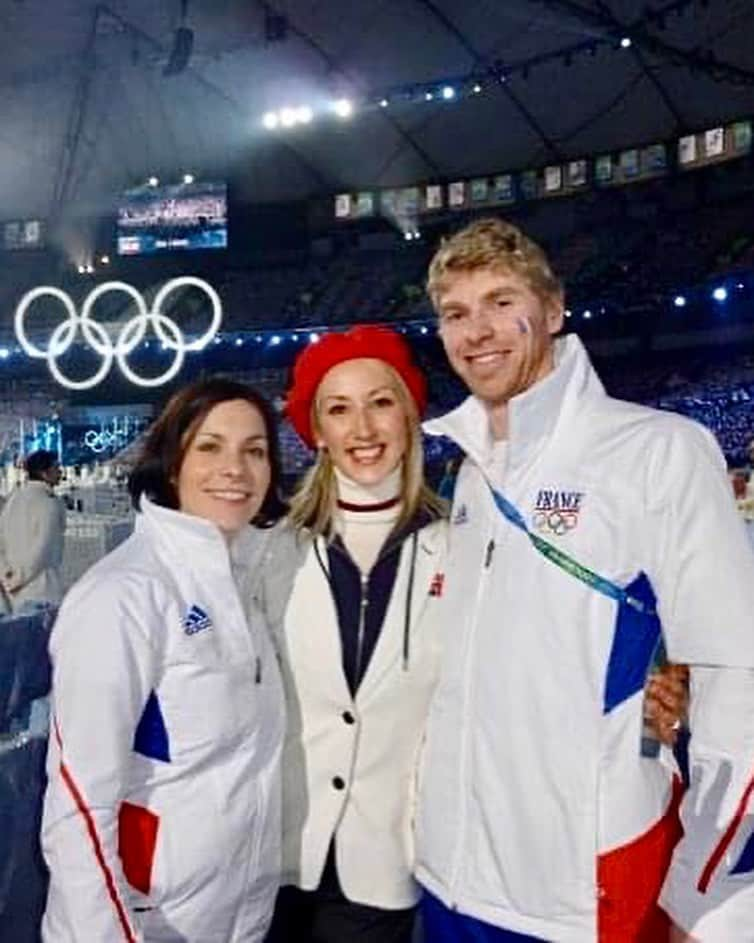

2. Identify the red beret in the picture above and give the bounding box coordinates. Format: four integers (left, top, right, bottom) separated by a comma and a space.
286, 325, 427, 448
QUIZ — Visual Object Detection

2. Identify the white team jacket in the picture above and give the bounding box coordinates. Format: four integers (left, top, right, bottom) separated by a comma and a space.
41, 497, 285, 943
262, 518, 447, 909
416, 335, 754, 941
0, 480, 65, 610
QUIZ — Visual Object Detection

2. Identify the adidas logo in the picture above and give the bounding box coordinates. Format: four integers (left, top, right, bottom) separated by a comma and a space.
183, 604, 213, 636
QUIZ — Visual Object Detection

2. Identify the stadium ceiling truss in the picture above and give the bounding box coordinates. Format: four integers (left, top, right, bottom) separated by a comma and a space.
1, 0, 754, 224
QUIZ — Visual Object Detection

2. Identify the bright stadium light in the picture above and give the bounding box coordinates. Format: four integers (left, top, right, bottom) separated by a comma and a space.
182, 173, 195, 185
0, 348, 9, 360
441, 86, 456, 100
309, 332, 320, 343
270, 334, 282, 346
425, 91, 434, 101
235, 338, 243, 347
147, 176, 159, 187
620, 36, 632, 48
583, 309, 592, 319
332, 99, 353, 119
379, 98, 389, 108
673, 295, 687, 307
472, 83, 482, 94
712, 286, 728, 302
262, 111, 279, 130
280, 107, 297, 128
296, 106, 313, 124
100, 255, 110, 265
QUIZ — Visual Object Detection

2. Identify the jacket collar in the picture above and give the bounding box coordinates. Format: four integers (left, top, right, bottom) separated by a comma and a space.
424, 334, 604, 473
136, 495, 260, 570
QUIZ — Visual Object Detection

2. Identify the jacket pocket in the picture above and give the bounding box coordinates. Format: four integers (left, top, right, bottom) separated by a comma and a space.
118, 801, 160, 896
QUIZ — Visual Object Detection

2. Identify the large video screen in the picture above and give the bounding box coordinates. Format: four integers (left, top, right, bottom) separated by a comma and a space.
116, 181, 227, 255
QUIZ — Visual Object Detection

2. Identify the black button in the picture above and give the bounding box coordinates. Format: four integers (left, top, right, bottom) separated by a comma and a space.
332, 776, 346, 790
342, 710, 355, 725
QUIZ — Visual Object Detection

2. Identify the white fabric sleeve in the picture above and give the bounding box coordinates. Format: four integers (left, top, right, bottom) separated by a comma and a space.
642, 420, 754, 937
41, 572, 160, 943
659, 667, 754, 939
646, 419, 754, 669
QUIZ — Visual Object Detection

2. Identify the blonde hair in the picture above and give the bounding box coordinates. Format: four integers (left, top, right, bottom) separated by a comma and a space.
287, 365, 445, 537
427, 217, 563, 310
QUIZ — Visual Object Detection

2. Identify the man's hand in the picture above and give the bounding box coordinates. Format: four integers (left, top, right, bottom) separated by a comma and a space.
1, 568, 21, 595
645, 663, 689, 746
670, 920, 701, 942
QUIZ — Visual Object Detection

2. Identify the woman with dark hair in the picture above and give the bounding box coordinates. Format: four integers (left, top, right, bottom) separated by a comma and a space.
41, 377, 286, 943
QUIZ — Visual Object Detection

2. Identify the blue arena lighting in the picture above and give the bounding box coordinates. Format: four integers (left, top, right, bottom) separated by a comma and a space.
309, 332, 320, 343
270, 335, 282, 346
441, 86, 456, 100
712, 286, 728, 302
235, 338, 243, 347
291, 333, 299, 341
673, 295, 687, 307
583, 309, 592, 319
0, 348, 9, 360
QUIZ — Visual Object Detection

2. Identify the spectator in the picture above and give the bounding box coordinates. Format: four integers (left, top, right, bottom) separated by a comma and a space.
415, 218, 754, 941
0, 449, 65, 612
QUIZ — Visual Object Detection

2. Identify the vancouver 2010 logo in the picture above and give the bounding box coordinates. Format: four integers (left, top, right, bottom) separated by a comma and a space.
14, 276, 222, 390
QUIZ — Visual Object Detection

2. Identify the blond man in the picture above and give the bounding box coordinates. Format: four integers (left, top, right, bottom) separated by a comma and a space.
414, 218, 754, 942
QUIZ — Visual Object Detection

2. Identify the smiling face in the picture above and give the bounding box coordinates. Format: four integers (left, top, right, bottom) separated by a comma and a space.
176, 398, 271, 537
314, 358, 410, 487
437, 266, 563, 415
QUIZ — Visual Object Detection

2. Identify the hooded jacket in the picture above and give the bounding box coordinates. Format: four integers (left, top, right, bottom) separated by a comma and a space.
260, 511, 447, 909
41, 497, 285, 943
416, 334, 754, 941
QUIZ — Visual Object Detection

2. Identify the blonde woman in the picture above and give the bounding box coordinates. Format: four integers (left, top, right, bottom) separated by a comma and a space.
263, 325, 446, 943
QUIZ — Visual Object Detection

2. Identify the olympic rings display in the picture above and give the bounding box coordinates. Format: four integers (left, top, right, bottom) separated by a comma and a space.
14, 276, 222, 390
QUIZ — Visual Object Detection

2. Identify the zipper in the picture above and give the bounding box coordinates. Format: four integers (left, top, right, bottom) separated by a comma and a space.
448, 526, 497, 906
354, 573, 369, 683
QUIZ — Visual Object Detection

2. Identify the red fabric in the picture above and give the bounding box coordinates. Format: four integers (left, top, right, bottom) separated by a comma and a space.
597, 778, 684, 943
286, 325, 427, 447
118, 801, 160, 895
54, 720, 138, 943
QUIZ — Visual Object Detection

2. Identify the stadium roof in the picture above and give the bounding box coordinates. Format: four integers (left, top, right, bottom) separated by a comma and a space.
2, 0, 754, 223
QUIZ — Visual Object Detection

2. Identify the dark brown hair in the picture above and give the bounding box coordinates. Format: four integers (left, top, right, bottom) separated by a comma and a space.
128, 377, 286, 527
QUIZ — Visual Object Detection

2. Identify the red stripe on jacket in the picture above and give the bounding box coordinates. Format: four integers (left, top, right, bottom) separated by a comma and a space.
54, 719, 138, 943
697, 763, 754, 893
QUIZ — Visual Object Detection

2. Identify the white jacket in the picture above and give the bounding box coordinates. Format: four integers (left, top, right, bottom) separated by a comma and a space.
41, 497, 285, 943
417, 335, 754, 941
264, 517, 446, 909
0, 480, 65, 610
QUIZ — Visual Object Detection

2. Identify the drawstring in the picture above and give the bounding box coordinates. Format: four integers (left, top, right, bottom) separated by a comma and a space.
402, 531, 419, 671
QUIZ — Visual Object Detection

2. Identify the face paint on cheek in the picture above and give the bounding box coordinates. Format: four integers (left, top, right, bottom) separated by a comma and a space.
516, 317, 529, 335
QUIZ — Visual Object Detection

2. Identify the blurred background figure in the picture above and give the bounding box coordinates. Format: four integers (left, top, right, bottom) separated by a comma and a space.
0, 450, 64, 613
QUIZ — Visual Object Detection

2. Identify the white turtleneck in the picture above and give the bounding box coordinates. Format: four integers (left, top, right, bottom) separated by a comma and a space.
334, 465, 403, 574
